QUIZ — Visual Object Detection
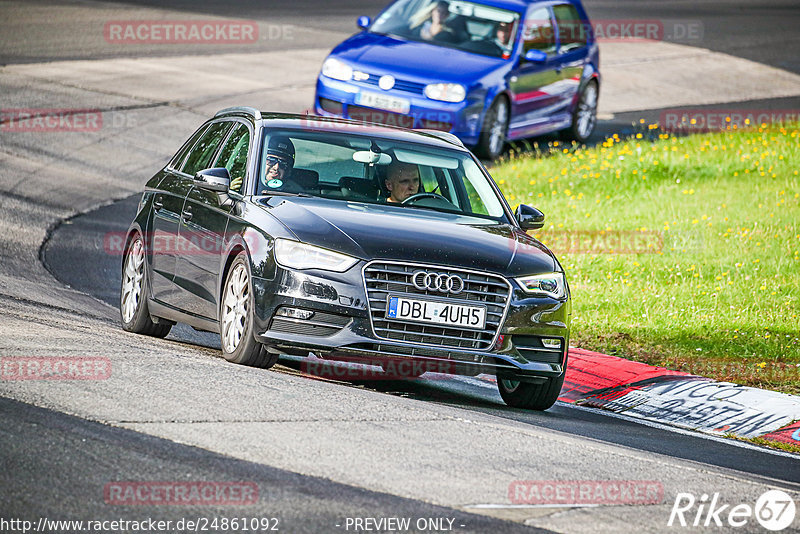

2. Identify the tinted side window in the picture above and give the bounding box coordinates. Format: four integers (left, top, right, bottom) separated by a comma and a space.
522, 7, 556, 55
181, 121, 232, 177
214, 123, 251, 194
169, 125, 208, 170
553, 4, 587, 52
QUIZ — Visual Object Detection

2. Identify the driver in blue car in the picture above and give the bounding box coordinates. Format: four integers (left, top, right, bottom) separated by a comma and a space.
384, 162, 420, 203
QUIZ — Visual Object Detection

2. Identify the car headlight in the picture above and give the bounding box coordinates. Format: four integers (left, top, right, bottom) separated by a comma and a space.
274, 239, 358, 272
515, 272, 566, 299
424, 83, 466, 103
321, 58, 353, 82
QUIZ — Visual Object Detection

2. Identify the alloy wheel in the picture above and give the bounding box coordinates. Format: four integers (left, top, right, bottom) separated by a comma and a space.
221, 264, 249, 353
489, 100, 508, 156
121, 238, 144, 323
576, 83, 598, 140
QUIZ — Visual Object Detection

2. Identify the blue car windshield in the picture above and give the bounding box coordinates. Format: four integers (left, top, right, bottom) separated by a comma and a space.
256, 128, 510, 223
370, 0, 521, 58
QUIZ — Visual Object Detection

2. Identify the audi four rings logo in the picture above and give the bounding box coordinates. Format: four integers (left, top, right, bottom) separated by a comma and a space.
412, 271, 465, 294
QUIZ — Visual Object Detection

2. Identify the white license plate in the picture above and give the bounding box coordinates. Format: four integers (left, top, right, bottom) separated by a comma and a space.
356, 90, 410, 114
386, 295, 486, 330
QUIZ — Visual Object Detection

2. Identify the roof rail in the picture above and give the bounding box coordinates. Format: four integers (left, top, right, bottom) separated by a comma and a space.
215, 106, 262, 120
416, 129, 464, 147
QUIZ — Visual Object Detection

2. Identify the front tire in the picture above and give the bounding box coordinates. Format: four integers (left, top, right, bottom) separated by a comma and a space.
497, 373, 565, 410
475, 97, 509, 160
120, 234, 172, 338
219, 252, 277, 369
561, 80, 598, 144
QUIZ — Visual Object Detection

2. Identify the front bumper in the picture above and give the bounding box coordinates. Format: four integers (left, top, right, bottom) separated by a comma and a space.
315, 75, 485, 146
252, 262, 570, 379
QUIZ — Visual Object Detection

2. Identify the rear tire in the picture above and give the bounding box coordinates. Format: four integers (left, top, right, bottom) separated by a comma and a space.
561, 79, 598, 144
497, 373, 565, 410
219, 252, 277, 369
120, 234, 172, 338
475, 97, 509, 160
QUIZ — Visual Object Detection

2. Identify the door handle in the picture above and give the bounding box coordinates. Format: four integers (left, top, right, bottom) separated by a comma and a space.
153, 196, 163, 211
182, 207, 192, 222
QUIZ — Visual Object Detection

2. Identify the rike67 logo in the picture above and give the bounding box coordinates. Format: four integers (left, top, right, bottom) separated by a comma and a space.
669, 490, 796, 531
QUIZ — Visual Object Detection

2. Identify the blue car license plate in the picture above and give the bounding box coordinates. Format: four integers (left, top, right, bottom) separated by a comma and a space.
356, 90, 410, 114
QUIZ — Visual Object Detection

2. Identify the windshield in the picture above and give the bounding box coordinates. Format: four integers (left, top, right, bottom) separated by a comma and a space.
370, 0, 521, 58
256, 129, 509, 222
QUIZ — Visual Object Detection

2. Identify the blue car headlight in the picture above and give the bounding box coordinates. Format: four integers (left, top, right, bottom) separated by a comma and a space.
515, 272, 567, 299
321, 58, 353, 82
424, 83, 466, 103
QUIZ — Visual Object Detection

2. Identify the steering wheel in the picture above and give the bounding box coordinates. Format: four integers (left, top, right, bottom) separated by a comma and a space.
401, 192, 451, 205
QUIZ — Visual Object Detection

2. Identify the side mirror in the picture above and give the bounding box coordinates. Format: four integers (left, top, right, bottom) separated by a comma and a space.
357, 16, 371, 29
523, 49, 548, 63
194, 168, 231, 192
516, 204, 545, 230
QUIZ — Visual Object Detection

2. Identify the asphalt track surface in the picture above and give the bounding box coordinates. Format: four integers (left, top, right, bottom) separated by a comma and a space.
1, 396, 544, 534
3, 0, 800, 532
2, 0, 799, 74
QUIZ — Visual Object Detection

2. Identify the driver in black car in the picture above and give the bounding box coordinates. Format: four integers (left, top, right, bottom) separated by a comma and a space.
384, 161, 420, 203
257, 136, 297, 194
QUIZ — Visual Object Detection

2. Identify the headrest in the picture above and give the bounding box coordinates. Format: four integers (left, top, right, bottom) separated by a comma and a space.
292, 168, 319, 189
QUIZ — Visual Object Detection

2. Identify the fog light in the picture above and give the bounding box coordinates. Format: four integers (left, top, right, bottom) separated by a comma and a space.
542, 338, 561, 349
276, 307, 315, 320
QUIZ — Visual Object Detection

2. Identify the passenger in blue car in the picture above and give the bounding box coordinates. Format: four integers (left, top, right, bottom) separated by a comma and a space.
420, 1, 457, 43
494, 21, 514, 56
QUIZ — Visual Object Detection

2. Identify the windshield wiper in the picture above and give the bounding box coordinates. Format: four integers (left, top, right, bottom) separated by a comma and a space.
259, 191, 314, 198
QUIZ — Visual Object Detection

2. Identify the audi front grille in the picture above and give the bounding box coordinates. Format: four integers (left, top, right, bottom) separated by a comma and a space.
363, 261, 511, 350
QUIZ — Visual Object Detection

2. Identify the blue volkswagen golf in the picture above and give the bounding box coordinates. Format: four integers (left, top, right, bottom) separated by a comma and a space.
315, 0, 600, 159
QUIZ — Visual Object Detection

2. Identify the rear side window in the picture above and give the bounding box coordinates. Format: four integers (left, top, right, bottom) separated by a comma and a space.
181, 121, 232, 177
522, 7, 556, 56
169, 125, 208, 170
214, 123, 251, 194
553, 4, 587, 52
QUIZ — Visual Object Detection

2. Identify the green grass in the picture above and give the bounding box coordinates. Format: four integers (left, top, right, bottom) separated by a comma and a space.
492, 122, 800, 394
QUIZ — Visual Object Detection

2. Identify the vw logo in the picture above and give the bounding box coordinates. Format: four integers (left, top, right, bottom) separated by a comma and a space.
412, 271, 464, 294
378, 75, 395, 90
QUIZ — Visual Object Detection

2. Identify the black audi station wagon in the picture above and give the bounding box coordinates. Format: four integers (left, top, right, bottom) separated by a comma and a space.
120, 107, 571, 410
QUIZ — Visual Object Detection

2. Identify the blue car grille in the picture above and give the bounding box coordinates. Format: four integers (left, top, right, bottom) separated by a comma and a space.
363, 74, 426, 95
363, 261, 511, 351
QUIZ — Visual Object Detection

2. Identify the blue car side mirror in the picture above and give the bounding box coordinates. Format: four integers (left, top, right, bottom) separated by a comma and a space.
524, 49, 548, 63
357, 16, 371, 29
